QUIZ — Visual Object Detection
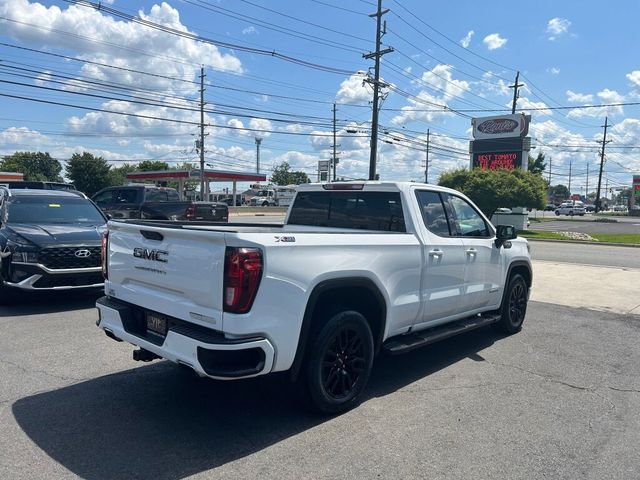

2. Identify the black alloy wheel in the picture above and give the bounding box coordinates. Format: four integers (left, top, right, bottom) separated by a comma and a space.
321, 326, 367, 400
495, 274, 528, 334
303, 310, 374, 414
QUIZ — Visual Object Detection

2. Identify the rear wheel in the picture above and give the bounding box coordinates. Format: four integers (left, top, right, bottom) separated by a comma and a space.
302, 310, 374, 414
555, 210, 560, 216
495, 274, 528, 334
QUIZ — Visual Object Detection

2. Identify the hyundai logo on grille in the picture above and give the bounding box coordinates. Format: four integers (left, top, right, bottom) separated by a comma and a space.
74, 249, 92, 258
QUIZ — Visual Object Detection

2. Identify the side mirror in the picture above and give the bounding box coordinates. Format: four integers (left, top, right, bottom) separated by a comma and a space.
495, 224, 517, 248
105, 214, 112, 220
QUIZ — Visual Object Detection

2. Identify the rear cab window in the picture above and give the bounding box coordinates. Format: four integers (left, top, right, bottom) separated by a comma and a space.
143, 188, 181, 202
288, 191, 406, 232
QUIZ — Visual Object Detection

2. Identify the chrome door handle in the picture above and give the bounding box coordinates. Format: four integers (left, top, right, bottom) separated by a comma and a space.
466, 248, 477, 256
429, 249, 443, 258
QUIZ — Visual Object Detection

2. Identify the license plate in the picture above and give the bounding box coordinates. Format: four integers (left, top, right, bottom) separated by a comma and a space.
146, 312, 168, 336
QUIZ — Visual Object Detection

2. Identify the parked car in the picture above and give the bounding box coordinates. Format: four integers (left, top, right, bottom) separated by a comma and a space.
97, 181, 532, 413
585, 204, 596, 212
2, 181, 77, 191
612, 205, 628, 212
91, 185, 228, 222
544, 204, 557, 211
555, 204, 586, 216
0, 188, 106, 301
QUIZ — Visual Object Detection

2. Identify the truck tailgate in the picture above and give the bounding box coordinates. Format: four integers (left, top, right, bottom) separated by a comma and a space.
106, 221, 226, 327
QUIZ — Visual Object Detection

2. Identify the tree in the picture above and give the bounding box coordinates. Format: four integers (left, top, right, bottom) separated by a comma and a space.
137, 160, 170, 171
527, 151, 547, 175
0, 151, 62, 181
108, 163, 138, 186
549, 184, 570, 201
438, 168, 547, 216
65, 152, 111, 196
270, 161, 310, 185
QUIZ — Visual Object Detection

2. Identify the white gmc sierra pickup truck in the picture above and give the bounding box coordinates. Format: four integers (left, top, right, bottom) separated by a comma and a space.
97, 182, 532, 413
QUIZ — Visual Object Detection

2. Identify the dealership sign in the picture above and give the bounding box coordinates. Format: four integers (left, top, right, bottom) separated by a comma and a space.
472, 114, 529, 140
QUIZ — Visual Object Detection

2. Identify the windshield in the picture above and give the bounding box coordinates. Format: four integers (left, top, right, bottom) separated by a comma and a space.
6, 197, 106, 224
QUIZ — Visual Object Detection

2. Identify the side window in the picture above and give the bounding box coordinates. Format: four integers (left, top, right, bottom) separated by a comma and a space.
116, 189, 138, 203
93, 190, 114, 207
415, 190, 450, 236
446, 195, 490, 237
166, 189, 180, 201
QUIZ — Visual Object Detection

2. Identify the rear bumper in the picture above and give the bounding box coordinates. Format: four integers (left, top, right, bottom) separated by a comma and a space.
96, 296, 275, 380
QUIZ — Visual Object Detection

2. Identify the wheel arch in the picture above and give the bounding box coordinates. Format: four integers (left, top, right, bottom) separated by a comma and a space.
289, 277, 387, 381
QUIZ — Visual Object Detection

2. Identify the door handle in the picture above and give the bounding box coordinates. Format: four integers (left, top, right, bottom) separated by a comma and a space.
466, 248, 477, 256
428, 249, 443, 258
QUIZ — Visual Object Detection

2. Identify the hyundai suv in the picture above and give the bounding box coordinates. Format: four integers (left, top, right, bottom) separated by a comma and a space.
0, 188, 107, 301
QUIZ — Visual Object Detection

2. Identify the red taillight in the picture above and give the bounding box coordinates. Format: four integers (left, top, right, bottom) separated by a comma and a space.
101, 231, 109, 280
223, 247, 263, 314
186, 205, 195, 220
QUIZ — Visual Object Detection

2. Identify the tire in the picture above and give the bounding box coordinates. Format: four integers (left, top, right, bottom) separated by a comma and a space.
262, 201, 269, 207
555, 210, 560, 216
570, 211, 574, 216
302, 310, 374, 414
495, 274, 528, 334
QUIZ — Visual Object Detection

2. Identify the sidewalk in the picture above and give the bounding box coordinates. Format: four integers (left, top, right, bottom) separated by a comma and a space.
531, 260, 640, 315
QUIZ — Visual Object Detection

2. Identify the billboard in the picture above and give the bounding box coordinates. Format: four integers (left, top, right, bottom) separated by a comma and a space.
634, 176, 640, 198
472, 113, 529, 140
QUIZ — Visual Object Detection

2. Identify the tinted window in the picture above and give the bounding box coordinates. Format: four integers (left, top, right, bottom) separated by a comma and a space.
415, 190, 450, 236
116, 189, 139, 203
143, 188, 180, 202
7, 197, 105, 224
288, 191, 405, 232
93, 190, 115, 206
446, 195, 490, 237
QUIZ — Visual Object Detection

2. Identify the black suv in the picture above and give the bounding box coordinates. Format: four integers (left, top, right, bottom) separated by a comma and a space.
0, 188, 107, 300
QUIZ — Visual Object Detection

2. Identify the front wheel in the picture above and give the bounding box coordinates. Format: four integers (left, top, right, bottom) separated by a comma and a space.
495, 274, 528, 334
303, 310, 374, 414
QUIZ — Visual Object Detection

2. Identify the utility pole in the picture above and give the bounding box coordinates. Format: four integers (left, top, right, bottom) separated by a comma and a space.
331, 103, 339, 181
595, 117, 610, 213
199, 67, 206, 200
568, 160, 572, 196
363, 0, 393, 180
424, 128, 430, 183
255, 137, 262, 174
509, 71, 524, 114
585, 164, 589, 198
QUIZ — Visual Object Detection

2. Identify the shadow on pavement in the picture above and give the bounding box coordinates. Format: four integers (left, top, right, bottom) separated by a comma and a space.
0, 289, 102, 317
12, 327, 500, 479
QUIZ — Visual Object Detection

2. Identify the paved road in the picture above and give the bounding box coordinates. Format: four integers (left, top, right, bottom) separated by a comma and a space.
529, 240, 640, 269
1, 293, 639, 479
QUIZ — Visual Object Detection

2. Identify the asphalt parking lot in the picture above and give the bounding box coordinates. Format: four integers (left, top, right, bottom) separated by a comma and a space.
1, 288, 639, 479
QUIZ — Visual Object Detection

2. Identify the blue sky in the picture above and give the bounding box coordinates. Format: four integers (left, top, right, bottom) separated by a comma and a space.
1, 0, 639, 195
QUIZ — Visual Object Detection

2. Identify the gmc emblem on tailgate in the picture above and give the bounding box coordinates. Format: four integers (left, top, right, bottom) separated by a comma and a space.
133, 247, 168, 263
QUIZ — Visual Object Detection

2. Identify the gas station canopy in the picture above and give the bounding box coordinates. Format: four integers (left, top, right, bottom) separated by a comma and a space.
125, 169, 266, 183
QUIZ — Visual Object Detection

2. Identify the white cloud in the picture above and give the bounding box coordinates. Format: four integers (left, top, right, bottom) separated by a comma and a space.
483, 33, 507, 50
460, 30, 474, 48
0, 0, 243, 97
249, 118, 273, 138
566, 90, 594, 103
566, 89, 625, 118
336, 72, 371, 104
242, 25, 258, 35
627, 70, 640, 88
514, 97, 553, 116
548, 67, 561, 75
546, 17, 571, 41
392, 65, 470, 125
0, 127, 52, 149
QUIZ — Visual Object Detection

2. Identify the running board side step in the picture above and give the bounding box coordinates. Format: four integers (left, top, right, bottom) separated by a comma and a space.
383, 314, 501, 355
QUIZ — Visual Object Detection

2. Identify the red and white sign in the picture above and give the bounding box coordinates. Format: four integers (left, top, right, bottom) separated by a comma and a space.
472, 113, 529, 140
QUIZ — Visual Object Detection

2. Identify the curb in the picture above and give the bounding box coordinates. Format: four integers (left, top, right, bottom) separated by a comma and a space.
526, 238, 640, 248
